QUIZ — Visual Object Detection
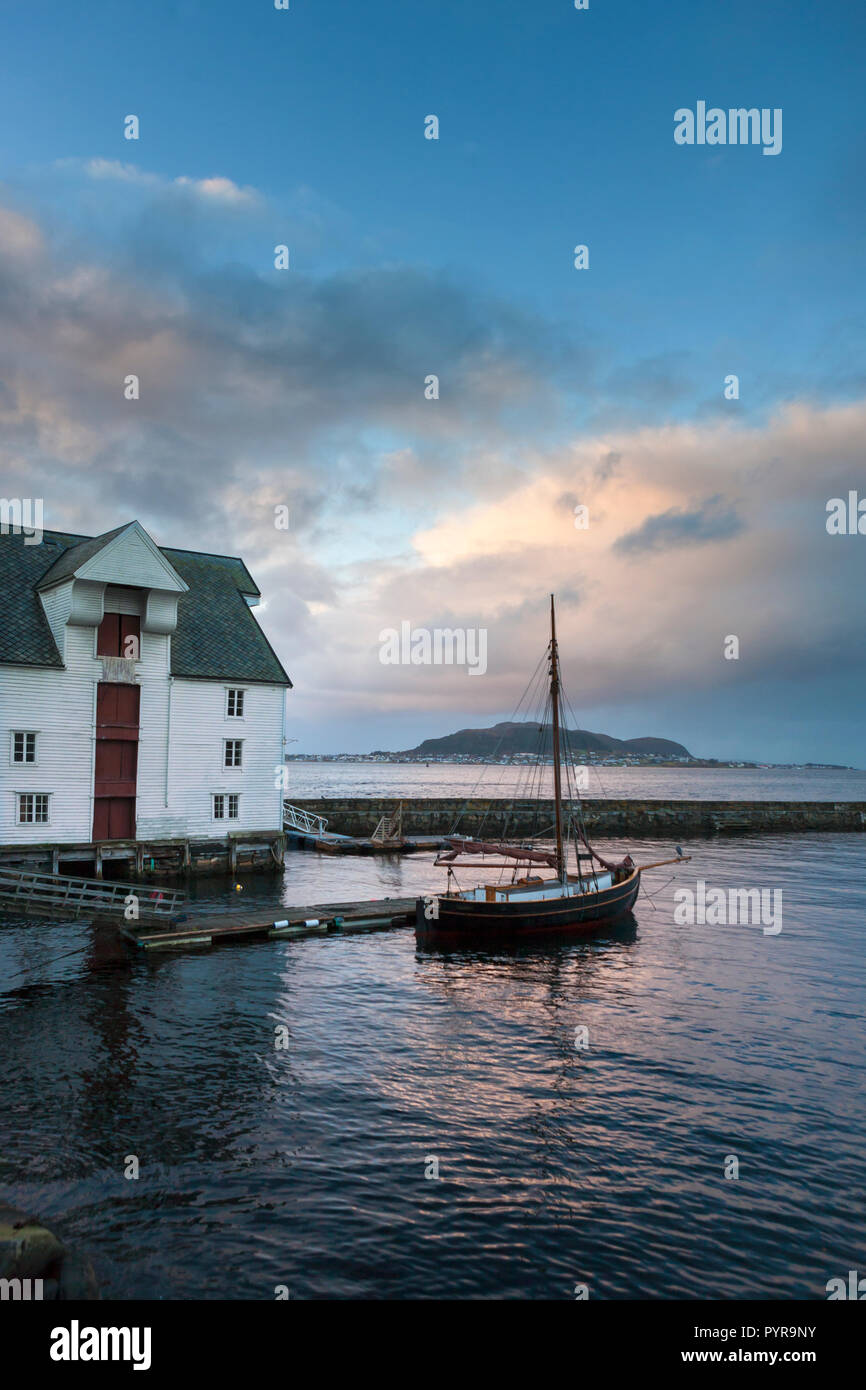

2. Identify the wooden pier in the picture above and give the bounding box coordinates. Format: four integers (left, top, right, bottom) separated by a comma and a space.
120, 895, 419, 951
0, 832, 286, 881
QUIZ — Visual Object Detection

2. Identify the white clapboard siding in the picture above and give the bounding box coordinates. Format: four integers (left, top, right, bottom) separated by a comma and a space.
1, 639, 95, 842
38, 583, 74, 661
1, 624, 287, 843
136, 679, 285, 838
103, 585, 146, 616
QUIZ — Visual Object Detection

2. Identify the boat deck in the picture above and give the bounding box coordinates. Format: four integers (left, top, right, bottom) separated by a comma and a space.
454, 872, 615, 904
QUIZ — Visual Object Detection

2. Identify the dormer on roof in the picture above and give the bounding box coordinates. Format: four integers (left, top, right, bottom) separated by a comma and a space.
37, 520, 188, 595
33, 520, 189, 645
0, 520, 291, 685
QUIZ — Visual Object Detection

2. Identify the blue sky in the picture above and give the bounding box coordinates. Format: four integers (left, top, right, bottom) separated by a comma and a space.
4, 1, 862, 341
1, 0, 864, 760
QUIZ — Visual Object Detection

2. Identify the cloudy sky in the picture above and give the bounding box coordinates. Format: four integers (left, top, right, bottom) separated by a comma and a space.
1, 0, 864, 761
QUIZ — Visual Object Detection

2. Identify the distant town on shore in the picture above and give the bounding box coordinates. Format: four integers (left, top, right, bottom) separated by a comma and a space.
285, 721, 853, 771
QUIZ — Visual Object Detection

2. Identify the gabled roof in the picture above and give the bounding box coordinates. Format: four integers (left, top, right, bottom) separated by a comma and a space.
0, 524, 292, 686
37, 520, 188, 594
35, 524, 131, 590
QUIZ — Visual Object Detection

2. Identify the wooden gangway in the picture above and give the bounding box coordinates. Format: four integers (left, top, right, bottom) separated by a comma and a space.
283, 801, 329, 835
0, 867, 186, 922
284, 797, 442, 856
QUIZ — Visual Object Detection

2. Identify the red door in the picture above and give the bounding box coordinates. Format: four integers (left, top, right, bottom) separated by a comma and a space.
97, 612, 140, 658
93, 683, 139, 840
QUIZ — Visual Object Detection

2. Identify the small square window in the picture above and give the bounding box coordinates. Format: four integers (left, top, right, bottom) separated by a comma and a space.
226, 689, 245, 718
18, 793, 49, 824
213, 794, 239, 821
224, 739, 243, 769
12, 732, 37, 764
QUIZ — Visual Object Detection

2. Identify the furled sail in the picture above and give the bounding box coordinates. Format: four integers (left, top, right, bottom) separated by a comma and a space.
439, 837, 557, 867
572, 823, 634, 874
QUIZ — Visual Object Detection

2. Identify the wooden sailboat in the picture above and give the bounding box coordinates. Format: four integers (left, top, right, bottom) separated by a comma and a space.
415, 595, 684, 942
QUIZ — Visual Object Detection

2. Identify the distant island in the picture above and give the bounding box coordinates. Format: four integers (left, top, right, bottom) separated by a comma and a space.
285, 720, 854, 770
390, 721, 692, 760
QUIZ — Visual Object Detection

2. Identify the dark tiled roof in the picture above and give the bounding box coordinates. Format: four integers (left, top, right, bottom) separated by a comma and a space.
0, 531, 68, 667
36, 524, 130, 590
0, 526, 291, 686
161, 546, 289, 685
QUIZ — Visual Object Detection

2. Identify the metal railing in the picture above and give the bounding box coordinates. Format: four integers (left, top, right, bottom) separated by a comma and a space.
283, 802, 329, 835
0, 868, 185, 921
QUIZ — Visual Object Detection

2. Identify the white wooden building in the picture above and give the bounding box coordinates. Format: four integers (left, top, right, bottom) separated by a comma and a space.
0, 520, 291, 859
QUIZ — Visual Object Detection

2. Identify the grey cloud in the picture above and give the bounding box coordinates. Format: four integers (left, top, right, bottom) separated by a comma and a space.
595, 449, 621, 482
614, 496, 745, 556
0, 195, 579, 540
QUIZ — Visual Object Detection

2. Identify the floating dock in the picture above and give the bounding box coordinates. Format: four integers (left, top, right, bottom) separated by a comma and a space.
286, 830, 446, 855
120, 895, 419, 951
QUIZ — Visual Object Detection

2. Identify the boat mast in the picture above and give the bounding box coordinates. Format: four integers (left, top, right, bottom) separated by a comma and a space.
549, 594, 565, 884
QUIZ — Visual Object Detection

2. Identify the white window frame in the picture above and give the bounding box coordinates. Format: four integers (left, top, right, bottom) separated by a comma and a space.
17, 792, 51, 825
223, 738, 243, 770
212, 792, 240, 821
225, 688, 246, 719
10, 730, 39, 766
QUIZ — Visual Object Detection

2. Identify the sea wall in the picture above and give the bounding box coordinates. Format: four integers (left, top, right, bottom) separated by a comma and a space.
289, 798, 866, 838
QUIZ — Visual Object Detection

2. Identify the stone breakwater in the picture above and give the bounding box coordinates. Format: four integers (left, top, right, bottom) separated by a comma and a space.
289, 799, 866, 838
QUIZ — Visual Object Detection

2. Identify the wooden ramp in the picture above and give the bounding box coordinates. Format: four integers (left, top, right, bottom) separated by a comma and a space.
120, 895, 419, 951
0, 867, 186, 922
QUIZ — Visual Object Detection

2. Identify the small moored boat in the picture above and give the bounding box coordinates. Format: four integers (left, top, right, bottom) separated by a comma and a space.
416, 595, 685, 943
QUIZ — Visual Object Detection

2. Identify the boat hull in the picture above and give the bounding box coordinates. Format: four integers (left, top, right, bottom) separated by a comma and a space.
415, 869, 641, 942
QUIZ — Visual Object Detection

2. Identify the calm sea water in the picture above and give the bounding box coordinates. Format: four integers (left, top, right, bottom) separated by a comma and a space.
285, 760, 866, 801
1, 832, 864, 1299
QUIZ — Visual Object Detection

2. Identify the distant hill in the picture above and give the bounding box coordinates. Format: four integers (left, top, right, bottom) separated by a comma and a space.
398, 721, 692, 759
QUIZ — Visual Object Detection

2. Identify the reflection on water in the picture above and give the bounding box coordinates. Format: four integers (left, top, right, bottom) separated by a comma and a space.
416, 912, 640, 958
1, 834, 864, 1299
